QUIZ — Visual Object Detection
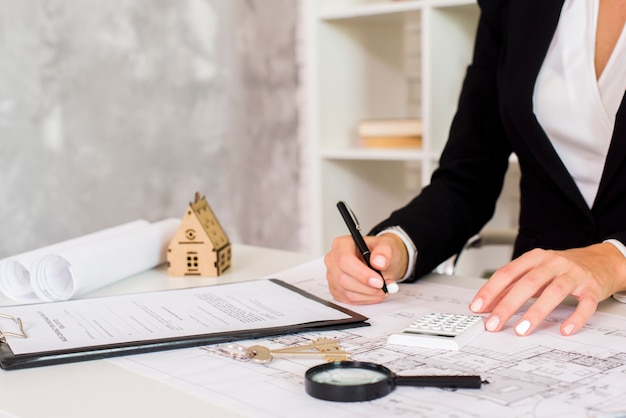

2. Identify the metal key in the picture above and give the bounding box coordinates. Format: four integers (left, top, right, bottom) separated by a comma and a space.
246, 338, 351, 364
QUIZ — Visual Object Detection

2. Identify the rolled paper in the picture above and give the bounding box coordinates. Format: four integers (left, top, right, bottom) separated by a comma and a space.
31, 219, 180, 302
0, 220, 150, 302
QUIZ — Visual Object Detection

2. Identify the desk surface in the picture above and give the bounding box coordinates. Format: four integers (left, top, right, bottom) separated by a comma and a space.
2, 245, 626, 418
0, 244, 315, 418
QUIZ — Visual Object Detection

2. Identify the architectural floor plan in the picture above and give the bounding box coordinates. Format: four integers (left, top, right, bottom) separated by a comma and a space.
112, 261, 626, 417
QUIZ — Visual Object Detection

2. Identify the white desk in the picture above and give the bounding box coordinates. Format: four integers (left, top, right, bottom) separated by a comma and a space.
0, 244, 315, 418
2, 245, 626, 418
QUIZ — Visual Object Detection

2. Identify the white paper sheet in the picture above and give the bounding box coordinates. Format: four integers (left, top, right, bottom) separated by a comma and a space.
0, 219, 178, 302
0, 279, 352, 355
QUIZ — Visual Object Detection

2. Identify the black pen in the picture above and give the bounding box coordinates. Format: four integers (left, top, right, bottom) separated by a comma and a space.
336, 201, 388, 294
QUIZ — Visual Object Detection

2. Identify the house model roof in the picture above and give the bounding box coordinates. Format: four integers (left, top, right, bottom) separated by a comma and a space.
189, 192, 229, 249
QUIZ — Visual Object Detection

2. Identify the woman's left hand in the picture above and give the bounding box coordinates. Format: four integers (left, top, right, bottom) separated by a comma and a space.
469, 242, 626, 336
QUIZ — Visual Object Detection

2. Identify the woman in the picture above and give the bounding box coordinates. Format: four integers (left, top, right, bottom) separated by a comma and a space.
324, 0, 626, 337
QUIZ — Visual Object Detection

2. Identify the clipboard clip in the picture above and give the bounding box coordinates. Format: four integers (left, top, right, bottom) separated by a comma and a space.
0, 312, 27, 343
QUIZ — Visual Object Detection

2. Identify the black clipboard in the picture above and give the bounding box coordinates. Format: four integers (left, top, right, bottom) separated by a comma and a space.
0, 279, 369, 370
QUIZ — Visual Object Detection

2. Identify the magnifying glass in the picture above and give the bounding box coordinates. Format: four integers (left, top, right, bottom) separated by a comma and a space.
305, 361, 487, 402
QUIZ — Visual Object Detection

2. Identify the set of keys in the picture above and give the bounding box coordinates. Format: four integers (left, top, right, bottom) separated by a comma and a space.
211, 337, 351, 364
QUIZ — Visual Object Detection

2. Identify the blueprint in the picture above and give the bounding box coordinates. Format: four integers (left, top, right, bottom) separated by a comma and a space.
111, 260, 626, 417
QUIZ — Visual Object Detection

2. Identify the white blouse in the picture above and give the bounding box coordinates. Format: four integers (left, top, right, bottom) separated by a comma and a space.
534, 0, 626, 208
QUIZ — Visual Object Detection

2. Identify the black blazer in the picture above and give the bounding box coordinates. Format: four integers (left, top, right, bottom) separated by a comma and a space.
371, 0, 626, 280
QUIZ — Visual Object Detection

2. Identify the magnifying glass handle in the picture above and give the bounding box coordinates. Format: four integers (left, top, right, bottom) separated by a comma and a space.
396, 375, 486, 389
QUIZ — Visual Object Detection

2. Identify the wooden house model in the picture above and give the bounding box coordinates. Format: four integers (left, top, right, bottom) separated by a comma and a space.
167, 192, 231, 277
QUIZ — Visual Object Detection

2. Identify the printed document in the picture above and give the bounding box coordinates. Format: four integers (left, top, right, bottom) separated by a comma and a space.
0, 279, 352, 355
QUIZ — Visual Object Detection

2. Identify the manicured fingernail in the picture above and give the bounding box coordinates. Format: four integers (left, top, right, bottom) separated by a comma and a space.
485, 315, 500, 332
470, 297, 483, 312
563, 323, 575, 335
372, 255, 386, 268
387, 282, 399, 294
515, 320, 531, 335
368, 277, 383, 288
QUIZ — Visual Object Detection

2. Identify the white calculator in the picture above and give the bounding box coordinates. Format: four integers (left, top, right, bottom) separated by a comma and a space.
387, 313, 485, 351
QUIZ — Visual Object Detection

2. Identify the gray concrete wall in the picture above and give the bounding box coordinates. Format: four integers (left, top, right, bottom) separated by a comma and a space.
0, 0, 302, 257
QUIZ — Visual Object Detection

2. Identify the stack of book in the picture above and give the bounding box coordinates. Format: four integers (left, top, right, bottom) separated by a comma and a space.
357, 118, 423, 149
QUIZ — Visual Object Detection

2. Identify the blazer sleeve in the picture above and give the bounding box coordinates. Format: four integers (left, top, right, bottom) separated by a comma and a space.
370, 0, 513, 279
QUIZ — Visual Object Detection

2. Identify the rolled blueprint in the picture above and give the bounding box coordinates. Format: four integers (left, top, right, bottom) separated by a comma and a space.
31, 218, 179, 302
0, 220, 150, 302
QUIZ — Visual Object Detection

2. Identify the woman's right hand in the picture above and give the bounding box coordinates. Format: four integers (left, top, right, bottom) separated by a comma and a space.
323, 233, 408, 305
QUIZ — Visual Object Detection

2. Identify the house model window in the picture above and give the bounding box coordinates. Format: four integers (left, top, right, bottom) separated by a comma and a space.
167, 192, 231, 277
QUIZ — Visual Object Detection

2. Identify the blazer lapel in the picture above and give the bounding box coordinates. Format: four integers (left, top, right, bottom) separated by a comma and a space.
595, 94, 626, 207
501, 0, 591, 216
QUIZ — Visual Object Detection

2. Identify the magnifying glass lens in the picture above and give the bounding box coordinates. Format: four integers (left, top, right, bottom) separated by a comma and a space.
309, 368, 388, 386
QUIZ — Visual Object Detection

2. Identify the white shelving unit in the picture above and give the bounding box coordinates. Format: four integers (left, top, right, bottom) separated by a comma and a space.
304, 0, 482, 255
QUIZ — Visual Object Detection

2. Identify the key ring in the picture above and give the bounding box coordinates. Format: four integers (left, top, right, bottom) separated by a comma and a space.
212, 343, 250, 361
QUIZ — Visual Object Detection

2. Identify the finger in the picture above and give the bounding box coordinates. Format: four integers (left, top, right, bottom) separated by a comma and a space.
326, 260, 385, 300
324, 239, 388, 304
470, 281, 515, 313
511, 274, 575, 336
470, 251, 544, 313
483, 260, 563, 332
366, 237, 402, 295
326, 280, 385, 304
325, 234, 401, 303
327, 272, 386, 304
325, 236, 376, 282
353, 236, 402, 295
561, 296, 598, 336
368, 235, 407, 281
331, 235, 387, 278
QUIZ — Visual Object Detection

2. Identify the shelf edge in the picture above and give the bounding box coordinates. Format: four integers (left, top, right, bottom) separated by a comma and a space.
317, 0, 476, 21
320, 148, 439, 161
